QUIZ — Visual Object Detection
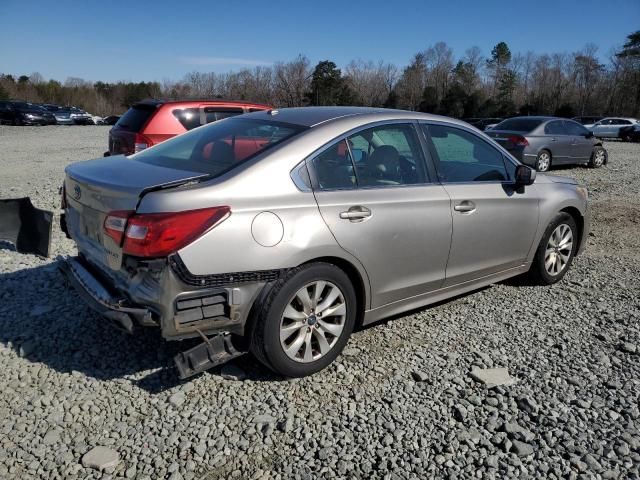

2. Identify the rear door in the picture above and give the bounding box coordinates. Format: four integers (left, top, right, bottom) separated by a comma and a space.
543, 120, 572, 164
310, 122, 452, 308
564, 120, 593, 161
422, 122, 539, 285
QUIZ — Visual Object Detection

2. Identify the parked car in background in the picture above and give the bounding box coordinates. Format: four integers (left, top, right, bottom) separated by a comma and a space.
106, 99, 271, 156
103, 115, 120, 126
90, 115, 104, 125
619, 123, 640, 142
585, 117, 639, 139
486, 116, 607, 172
69, 107, 93, 125
61, 107, 589, 378
54, 108, 75, 125
463, 117, 503, 131
572, 116, 603, 125
0, 101, 56, 125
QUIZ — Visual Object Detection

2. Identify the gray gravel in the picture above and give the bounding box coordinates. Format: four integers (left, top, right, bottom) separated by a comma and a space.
1, 125, 639, 479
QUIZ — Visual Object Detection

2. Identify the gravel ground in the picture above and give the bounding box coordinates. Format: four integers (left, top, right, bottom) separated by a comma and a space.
1, 125, 639, 480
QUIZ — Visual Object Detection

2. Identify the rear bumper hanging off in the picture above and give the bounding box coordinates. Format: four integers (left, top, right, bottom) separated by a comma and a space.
59, 257, 153, 334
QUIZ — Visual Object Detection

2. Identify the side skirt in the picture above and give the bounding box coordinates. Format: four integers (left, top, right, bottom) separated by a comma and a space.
362, 263, 531, 326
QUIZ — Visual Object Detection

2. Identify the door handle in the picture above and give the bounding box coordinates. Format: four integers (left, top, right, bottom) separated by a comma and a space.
453, 201, 476, 213
550, 137, 557, 142
339, 206, 371, 221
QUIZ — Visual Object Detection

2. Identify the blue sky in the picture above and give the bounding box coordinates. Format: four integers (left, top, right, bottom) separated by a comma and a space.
1, 0, 638, 83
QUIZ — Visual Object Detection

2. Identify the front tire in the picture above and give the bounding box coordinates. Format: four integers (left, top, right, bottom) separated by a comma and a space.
589, 146, 606, 168
250, 263, 356, 377
526, 212, 577, 285
535, 150, 552, 172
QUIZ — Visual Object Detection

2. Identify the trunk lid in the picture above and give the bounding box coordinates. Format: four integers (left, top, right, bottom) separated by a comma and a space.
64, 155, 207, 270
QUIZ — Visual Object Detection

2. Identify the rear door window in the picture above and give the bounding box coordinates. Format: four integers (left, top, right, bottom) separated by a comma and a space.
544, 121, 567, 135
347, 124, 427, 187
116, 105, 156, 131
204, 107, 244, 124
310, 140, 356, 190
172, 108, 201, 130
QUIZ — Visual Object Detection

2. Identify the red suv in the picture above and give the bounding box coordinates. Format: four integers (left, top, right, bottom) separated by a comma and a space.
106, 99, 271, 156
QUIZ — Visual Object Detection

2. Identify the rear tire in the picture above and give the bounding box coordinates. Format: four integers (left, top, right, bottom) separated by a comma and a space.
589, 146, 607, 168
13, 117, 22, 126
535, 150, 551, 172
526, 212, 577, 285
250, 263, 356, 377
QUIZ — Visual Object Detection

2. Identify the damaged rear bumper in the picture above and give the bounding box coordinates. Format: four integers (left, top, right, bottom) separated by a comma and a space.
59, 257, 153, 334
60, 256, 250, 378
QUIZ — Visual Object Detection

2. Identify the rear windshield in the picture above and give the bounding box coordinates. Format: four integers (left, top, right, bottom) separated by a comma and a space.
133, 118, 306, 176
115, 104, 156, 131
494, 118, 543, 132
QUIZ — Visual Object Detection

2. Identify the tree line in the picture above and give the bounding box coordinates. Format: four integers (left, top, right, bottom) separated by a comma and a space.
1, 30, 638, 119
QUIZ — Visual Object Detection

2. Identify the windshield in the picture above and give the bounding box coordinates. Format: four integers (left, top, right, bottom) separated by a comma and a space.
133, 118, 306, 176
494, 118, 543, 132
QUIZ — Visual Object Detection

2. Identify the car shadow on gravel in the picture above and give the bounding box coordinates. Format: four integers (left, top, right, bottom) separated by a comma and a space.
0, 260, 292, 393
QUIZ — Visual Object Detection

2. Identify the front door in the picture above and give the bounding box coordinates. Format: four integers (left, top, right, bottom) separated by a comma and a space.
422, 123, 539, 286
310, 123, 452, 308
564, 120, 593, 161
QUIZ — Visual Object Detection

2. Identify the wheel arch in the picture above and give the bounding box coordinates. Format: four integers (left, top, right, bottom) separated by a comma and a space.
559, 206, 584, 254
300, 256, 368, 328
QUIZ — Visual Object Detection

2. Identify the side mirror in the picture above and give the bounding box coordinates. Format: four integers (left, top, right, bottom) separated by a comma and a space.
585, 131, 594, 139
515, 165, 536, 186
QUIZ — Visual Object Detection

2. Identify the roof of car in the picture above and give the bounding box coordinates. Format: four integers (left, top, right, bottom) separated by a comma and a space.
134, 98, 271, 108
242, 106, 467, 128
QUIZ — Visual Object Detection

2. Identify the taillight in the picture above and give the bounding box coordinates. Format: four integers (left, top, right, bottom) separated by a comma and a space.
508, 135, 529, 147
116, 207, 230, 258
134, 133, 152, 153
104, 210, 133, 245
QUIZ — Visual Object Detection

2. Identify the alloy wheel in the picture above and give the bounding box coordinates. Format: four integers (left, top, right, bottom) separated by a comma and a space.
544, 224, 573, 276
279, 281, 346, 363
593, 149, 605, 166
537, 152, 550, 172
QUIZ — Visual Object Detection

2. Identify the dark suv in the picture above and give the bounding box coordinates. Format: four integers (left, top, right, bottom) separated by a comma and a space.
106, 99, 271, 156
0, 101, 56, 125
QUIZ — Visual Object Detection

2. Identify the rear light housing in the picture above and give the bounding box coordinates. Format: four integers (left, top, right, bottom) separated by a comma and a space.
103, 207, 230, 258
134, 133, 153, 153
508, 135, 529, 147
104, 210, 132, 245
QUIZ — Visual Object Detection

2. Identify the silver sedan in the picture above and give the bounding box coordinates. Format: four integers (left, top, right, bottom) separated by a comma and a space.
61, 107, 589, 378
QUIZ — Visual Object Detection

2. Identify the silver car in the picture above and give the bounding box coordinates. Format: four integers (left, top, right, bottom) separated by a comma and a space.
585, 117, 640, 139
486, 116, 607, 172
61, 107, 589, 378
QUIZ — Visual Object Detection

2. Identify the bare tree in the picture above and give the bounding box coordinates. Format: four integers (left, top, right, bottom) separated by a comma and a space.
272, 55, 311, 107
